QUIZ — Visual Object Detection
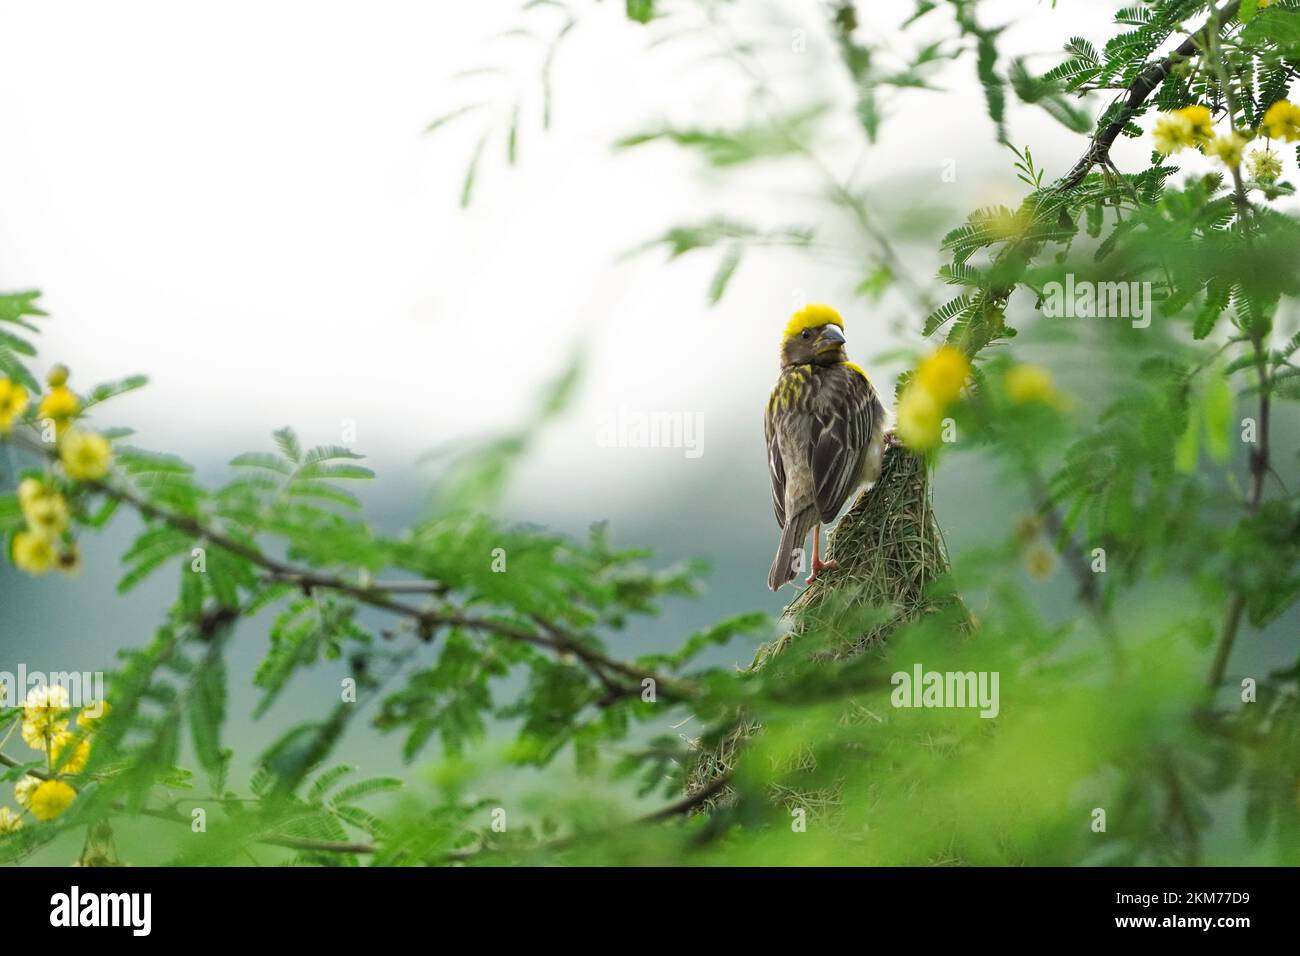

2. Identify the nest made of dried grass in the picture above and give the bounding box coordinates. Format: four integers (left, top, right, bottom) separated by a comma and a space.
684, 445, 965, 812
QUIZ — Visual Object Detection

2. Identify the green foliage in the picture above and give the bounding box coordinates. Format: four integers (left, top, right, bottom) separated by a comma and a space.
616, 105, 830, 167
255, 596, 371, 718
627, 219, 815, 305
625, 0, 655, 26
0, 290, 45, 391
1, 0, 1297, 868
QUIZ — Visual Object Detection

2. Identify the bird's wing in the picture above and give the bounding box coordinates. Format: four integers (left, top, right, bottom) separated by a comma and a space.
764, 398, 787, 528
810, 368, 878, 523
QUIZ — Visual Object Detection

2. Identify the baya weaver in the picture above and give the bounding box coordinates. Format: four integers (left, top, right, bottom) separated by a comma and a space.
765, 304, 887, 589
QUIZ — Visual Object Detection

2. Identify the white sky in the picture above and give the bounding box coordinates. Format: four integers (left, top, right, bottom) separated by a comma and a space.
0, 0, 1250, 513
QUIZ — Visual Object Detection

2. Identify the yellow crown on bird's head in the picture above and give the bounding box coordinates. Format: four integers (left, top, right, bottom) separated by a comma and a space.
783, 303, 844, 341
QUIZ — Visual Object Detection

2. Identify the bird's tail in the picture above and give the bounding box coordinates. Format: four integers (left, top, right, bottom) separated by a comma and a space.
768, 508, 817, 591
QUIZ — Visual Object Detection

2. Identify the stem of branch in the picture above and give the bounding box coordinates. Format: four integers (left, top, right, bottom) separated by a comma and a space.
1029, 471, 1125, 675
1057, 1, 1234, 190
1206, 336, 1270, 689
6, 430, 691, 701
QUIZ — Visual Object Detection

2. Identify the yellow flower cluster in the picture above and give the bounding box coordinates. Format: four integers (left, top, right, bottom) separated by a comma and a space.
4, 367, 113, 577
0, 378, 30, 433
897, 346, 970, 451
19, 684, 71, 750
1153, 105, 1214, 155
1207, 132, 1247, 168
1152, 99, 1300, 174
38, 366, 113, 480
29, 780, 76, 822
14, 775, 39, 809
895, 358, 1066, 453
1005, 364, 1066, 407
1262, 100, 1300, 143
38, 364, 79, 436
0, 694, 111, 830
1247, 148, 1283, 183
60, 429, 112, 482
12, 478, 79, 576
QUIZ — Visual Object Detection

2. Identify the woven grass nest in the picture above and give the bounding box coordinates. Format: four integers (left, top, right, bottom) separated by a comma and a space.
685, 444, 964, 811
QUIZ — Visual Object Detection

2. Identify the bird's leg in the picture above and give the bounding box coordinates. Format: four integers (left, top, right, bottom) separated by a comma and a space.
884, 429, 902, 451
805, 524, 838, 585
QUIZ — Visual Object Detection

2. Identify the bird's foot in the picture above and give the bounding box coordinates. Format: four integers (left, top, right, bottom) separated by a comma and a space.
884, 430, 902, 451
804, 556, 838, 585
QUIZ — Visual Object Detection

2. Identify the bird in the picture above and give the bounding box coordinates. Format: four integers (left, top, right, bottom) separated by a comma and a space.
765, 304, 887, 590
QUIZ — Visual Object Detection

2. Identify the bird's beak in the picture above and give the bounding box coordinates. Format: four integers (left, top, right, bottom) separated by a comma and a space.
818, 325, 846, 349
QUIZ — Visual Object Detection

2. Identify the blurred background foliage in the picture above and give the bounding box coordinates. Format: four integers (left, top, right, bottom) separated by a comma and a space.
1, 0, 1298, 865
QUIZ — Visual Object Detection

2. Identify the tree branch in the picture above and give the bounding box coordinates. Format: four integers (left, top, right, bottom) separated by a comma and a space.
1057, 1, 1234, 190
7, 429, 693, 702
442, 773, 733, 864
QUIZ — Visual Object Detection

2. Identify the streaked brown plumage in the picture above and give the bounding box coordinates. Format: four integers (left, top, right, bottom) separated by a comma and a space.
765, 304, 886, 590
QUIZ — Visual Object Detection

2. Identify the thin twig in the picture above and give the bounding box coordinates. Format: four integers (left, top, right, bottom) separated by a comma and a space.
1028, 469, 1124, 674
1206, 339, 1270, 689
444, 773, 734, 864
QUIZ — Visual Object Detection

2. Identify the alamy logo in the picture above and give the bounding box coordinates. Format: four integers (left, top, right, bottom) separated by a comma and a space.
891, 663, 1000, 718
1042, 274, 1152, 329
0, 666, 105, 714
595, 407, 704, 459
49, 886, 151, 936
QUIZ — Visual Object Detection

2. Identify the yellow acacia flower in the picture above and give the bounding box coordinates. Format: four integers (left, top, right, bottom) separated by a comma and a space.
1154, 105, 1214, 155
50, 732, 91, 775
0, 806, 22, 834
18, 478, 43, 508
1247, 148, 1282, 183
29, 779, 76, 822
12, 530, 58, 576
38, 385, 80, 432
1003, 361, 1055, 400
60, 429, 112, 481
1263, 100, 1300, 142
897, 382, 943, 451
14, 775, 40, 809
1153, 113, 1195, 155
1006, 364, 1063, 406
914, 345, 971, 406
21, 718, 67, 751
1207, 132, 1248, 168
0, 378, 30, 433
46, 364, 70, 389
1175, 105, 1214, 143
78, 700, 111, 728
23, 685, 70, 730
20, 487, 70, 538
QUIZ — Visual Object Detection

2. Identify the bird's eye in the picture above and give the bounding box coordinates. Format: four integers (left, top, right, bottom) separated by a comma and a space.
800, 329, 811, 340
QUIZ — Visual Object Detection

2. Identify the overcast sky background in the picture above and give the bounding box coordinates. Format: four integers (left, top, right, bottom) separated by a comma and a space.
0, 1, 1131, 468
